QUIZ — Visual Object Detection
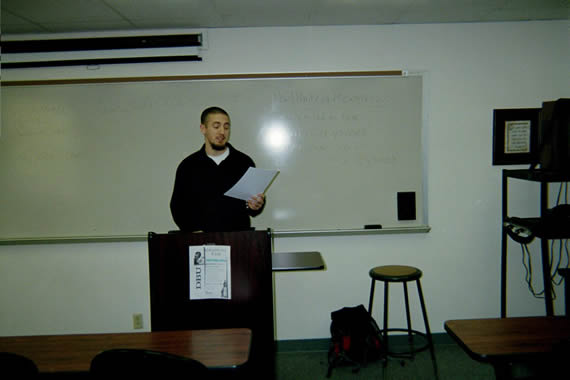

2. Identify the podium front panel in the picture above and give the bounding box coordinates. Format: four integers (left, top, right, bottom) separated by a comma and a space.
148, 230, 274, 376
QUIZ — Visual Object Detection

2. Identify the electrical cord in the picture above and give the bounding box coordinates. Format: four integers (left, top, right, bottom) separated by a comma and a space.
517, 182, 569, 299
552, 239, 569, 287
520, 238, 569, 300
552, 182, 569, 287
521, 243, 545, 298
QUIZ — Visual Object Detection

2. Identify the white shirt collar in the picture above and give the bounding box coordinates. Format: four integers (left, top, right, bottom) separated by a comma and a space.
207, 146, 230, 165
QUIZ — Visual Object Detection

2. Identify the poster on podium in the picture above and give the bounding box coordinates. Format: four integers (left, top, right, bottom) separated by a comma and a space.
189, 245, 231, 300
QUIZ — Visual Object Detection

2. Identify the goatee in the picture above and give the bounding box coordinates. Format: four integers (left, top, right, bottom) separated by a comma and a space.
212, 143, 227, 151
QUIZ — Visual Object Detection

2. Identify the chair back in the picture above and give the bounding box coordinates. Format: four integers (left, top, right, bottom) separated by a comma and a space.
0, 352, 39, 378
90, 348, 208, 378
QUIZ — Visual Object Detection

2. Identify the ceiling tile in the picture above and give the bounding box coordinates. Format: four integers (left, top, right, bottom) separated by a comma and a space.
1, 0, 568, 35
2, 0, 125, 24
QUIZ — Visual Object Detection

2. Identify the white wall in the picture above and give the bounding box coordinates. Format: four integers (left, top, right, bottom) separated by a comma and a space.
1, 20, 568, 340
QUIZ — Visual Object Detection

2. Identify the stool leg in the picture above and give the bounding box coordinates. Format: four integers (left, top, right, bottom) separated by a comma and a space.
383, 281, 389, 354
368, 279, 376, 314
416, 279, 439, 380
403, 282, 414, 357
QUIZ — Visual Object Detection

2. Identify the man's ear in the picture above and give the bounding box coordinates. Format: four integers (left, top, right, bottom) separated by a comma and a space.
199, 124, 206, 135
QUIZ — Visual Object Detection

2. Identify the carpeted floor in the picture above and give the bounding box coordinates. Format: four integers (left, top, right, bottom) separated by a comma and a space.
275, 342, 496, 380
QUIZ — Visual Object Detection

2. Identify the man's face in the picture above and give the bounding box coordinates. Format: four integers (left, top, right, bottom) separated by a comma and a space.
200, 112, 230, 151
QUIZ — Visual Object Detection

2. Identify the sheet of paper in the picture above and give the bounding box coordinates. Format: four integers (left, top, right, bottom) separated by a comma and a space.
224, 167, 279, 201
189, 245, 231, 300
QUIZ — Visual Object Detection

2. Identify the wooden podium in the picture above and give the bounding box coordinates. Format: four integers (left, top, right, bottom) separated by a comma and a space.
148, 229, 274, 378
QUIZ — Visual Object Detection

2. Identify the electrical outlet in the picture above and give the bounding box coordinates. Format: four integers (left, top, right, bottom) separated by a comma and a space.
132, 313, 143, 329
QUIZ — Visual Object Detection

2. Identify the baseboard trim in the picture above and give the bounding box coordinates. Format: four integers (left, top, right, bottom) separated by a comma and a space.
276, 332, 454, 353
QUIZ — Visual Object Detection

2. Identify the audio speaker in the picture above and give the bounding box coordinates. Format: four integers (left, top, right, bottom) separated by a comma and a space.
397, 192, 416, 221
537, 98, 569, 172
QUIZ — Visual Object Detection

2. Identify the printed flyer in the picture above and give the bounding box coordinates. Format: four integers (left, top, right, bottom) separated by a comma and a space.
189, 245, 231, 300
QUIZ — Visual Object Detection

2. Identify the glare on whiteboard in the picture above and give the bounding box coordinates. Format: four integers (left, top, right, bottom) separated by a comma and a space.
262, 122, 291, 153
273, 208, 295, 221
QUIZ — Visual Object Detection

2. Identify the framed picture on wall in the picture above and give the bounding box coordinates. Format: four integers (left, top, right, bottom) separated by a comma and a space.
492, 108, 540, 165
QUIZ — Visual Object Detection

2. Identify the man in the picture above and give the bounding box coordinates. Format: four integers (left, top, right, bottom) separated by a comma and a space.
170, 106, 265, 232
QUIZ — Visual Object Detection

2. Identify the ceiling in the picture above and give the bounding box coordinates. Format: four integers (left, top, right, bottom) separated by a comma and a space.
1, 0, 568, 35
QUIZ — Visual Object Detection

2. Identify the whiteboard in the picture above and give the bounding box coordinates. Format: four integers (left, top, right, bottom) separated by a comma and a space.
0, 74, 425, 240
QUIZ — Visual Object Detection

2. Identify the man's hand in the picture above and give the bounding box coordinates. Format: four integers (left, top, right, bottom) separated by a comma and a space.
246, 193, 265, 211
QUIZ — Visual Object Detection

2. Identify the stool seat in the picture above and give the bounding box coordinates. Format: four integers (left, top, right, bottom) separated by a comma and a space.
369, 265, 422, 282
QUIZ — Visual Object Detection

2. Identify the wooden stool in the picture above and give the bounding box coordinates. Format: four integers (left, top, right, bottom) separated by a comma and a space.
368, 265, 438, 378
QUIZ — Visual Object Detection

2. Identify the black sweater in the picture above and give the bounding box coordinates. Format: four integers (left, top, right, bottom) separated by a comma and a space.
170, 144, 263, 232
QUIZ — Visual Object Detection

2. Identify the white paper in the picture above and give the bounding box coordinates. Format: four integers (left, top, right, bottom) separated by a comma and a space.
189, 245, 231, 300
224, 167, 279, 201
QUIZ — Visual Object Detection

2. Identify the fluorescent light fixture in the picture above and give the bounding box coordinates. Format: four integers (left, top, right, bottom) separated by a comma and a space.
1, 34, 203, 69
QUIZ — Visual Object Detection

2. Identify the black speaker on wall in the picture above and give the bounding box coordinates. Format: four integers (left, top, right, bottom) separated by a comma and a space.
397, 192, 416, 221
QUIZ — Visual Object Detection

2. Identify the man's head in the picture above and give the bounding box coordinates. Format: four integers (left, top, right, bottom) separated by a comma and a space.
200, 106, 231, 154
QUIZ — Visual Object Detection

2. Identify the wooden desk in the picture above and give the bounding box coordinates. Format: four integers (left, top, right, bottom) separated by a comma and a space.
272, 251, 325, 271
445, 317, 570, 380
0, 328, 251, 374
